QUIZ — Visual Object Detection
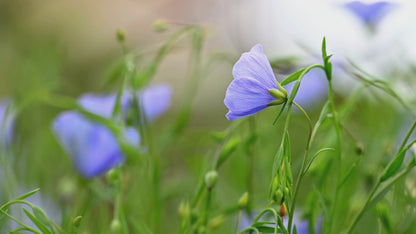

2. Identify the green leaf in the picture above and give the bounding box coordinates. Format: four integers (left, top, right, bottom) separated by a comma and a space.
251, 222, 279, 233
273, 102, 287, 125
281, 68, 306, 86
321, 37, 327, 60
23, 208, 52, 234
377, 203, 393, 233
14, 188, 40, 201
303, 148, 334, 175
32, 206, 52, 227
380, 150, 406, 182
338, 155, 362, 189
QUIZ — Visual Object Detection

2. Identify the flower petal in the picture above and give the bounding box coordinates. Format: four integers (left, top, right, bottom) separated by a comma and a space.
78, 93, 129, 119
232, 44, 278, 90
344, 1, 396, 26
224, 77, 275, 121
139, 85, 171, 122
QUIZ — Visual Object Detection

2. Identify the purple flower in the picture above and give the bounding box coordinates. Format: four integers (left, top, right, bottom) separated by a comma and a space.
224, 44, 287, 121
344, 1, 396, 28
78, 85, 171, 123
0, 100, 15, 147
78, 93, 129, 119
52, 111, 140, 178
138, 85, 172, 122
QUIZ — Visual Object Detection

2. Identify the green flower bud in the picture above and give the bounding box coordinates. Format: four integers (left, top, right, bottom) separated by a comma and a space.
178, 200, 191, 218
106, 168, 120, 185
273, 189, 283, 204
205, 170, 218, 190
72, 216, 82, 228
116, 29, 125, 42
111, 219, 122, 234
208, 215, 225, 230
238, 192, 249, 209
153, 19, 168, 32
284, 187, 290, 200
268, 89, 287, 101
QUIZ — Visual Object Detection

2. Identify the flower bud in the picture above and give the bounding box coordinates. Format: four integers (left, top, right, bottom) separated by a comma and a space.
238, 192, 249, 209
205, 170, 218, 190
72, 216, 82, 228
178, 200, 191, 218
279, 203, 287, 218
116, 29, 125, 43
106, 168, 120, 185
269, 89, 287, 101
153, 19, 168, 32
208, 215, 225, 230
273, 189, 283, 204
111, 219, 122, 233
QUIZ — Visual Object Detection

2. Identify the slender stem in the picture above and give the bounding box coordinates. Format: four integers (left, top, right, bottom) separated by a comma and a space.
346, 138, 416, 234
287, 102, 313, 233
327, 78, 343, 234
235, 209, 242, 234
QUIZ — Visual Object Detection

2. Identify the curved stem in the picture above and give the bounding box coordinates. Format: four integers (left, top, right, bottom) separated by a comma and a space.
287, 102, 313, 233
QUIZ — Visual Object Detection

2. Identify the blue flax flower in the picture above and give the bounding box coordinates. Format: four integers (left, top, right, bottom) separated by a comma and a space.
52, 85, 170, 178
224, 44, 287, 121
52, 112, 140, 178
344, 1, 396, 28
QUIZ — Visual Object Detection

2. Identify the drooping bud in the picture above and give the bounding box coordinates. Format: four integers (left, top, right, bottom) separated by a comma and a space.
205, 170, 218, 190
238, 192, 249, 209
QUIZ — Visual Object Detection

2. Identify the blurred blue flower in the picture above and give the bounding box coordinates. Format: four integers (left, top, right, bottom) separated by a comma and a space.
52, 84, 170, 178
52, 111, 140, 178
78, 93, 129, 119
224, 44, 285, 121
284, 68, 328, 110
138, 85, 172, 122
344, 1, 396, 28
0, 100, 15, 147
78, 85, 171, 122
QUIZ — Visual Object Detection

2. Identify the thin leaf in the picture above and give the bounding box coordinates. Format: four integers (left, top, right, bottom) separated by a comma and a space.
281, 68, 306, 86
14, 188, 40, 201
23, 208, 52, 234
303, 148, 334, 175
273, 102, 287, 125
379, 150, 406, 182
338, 155, 362, 189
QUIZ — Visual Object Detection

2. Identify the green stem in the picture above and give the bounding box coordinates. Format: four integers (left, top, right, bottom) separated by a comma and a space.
287, 102, 312, 233
235, 209, 242, 234
327, 78, 343, 234
346, 138, 416, 234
